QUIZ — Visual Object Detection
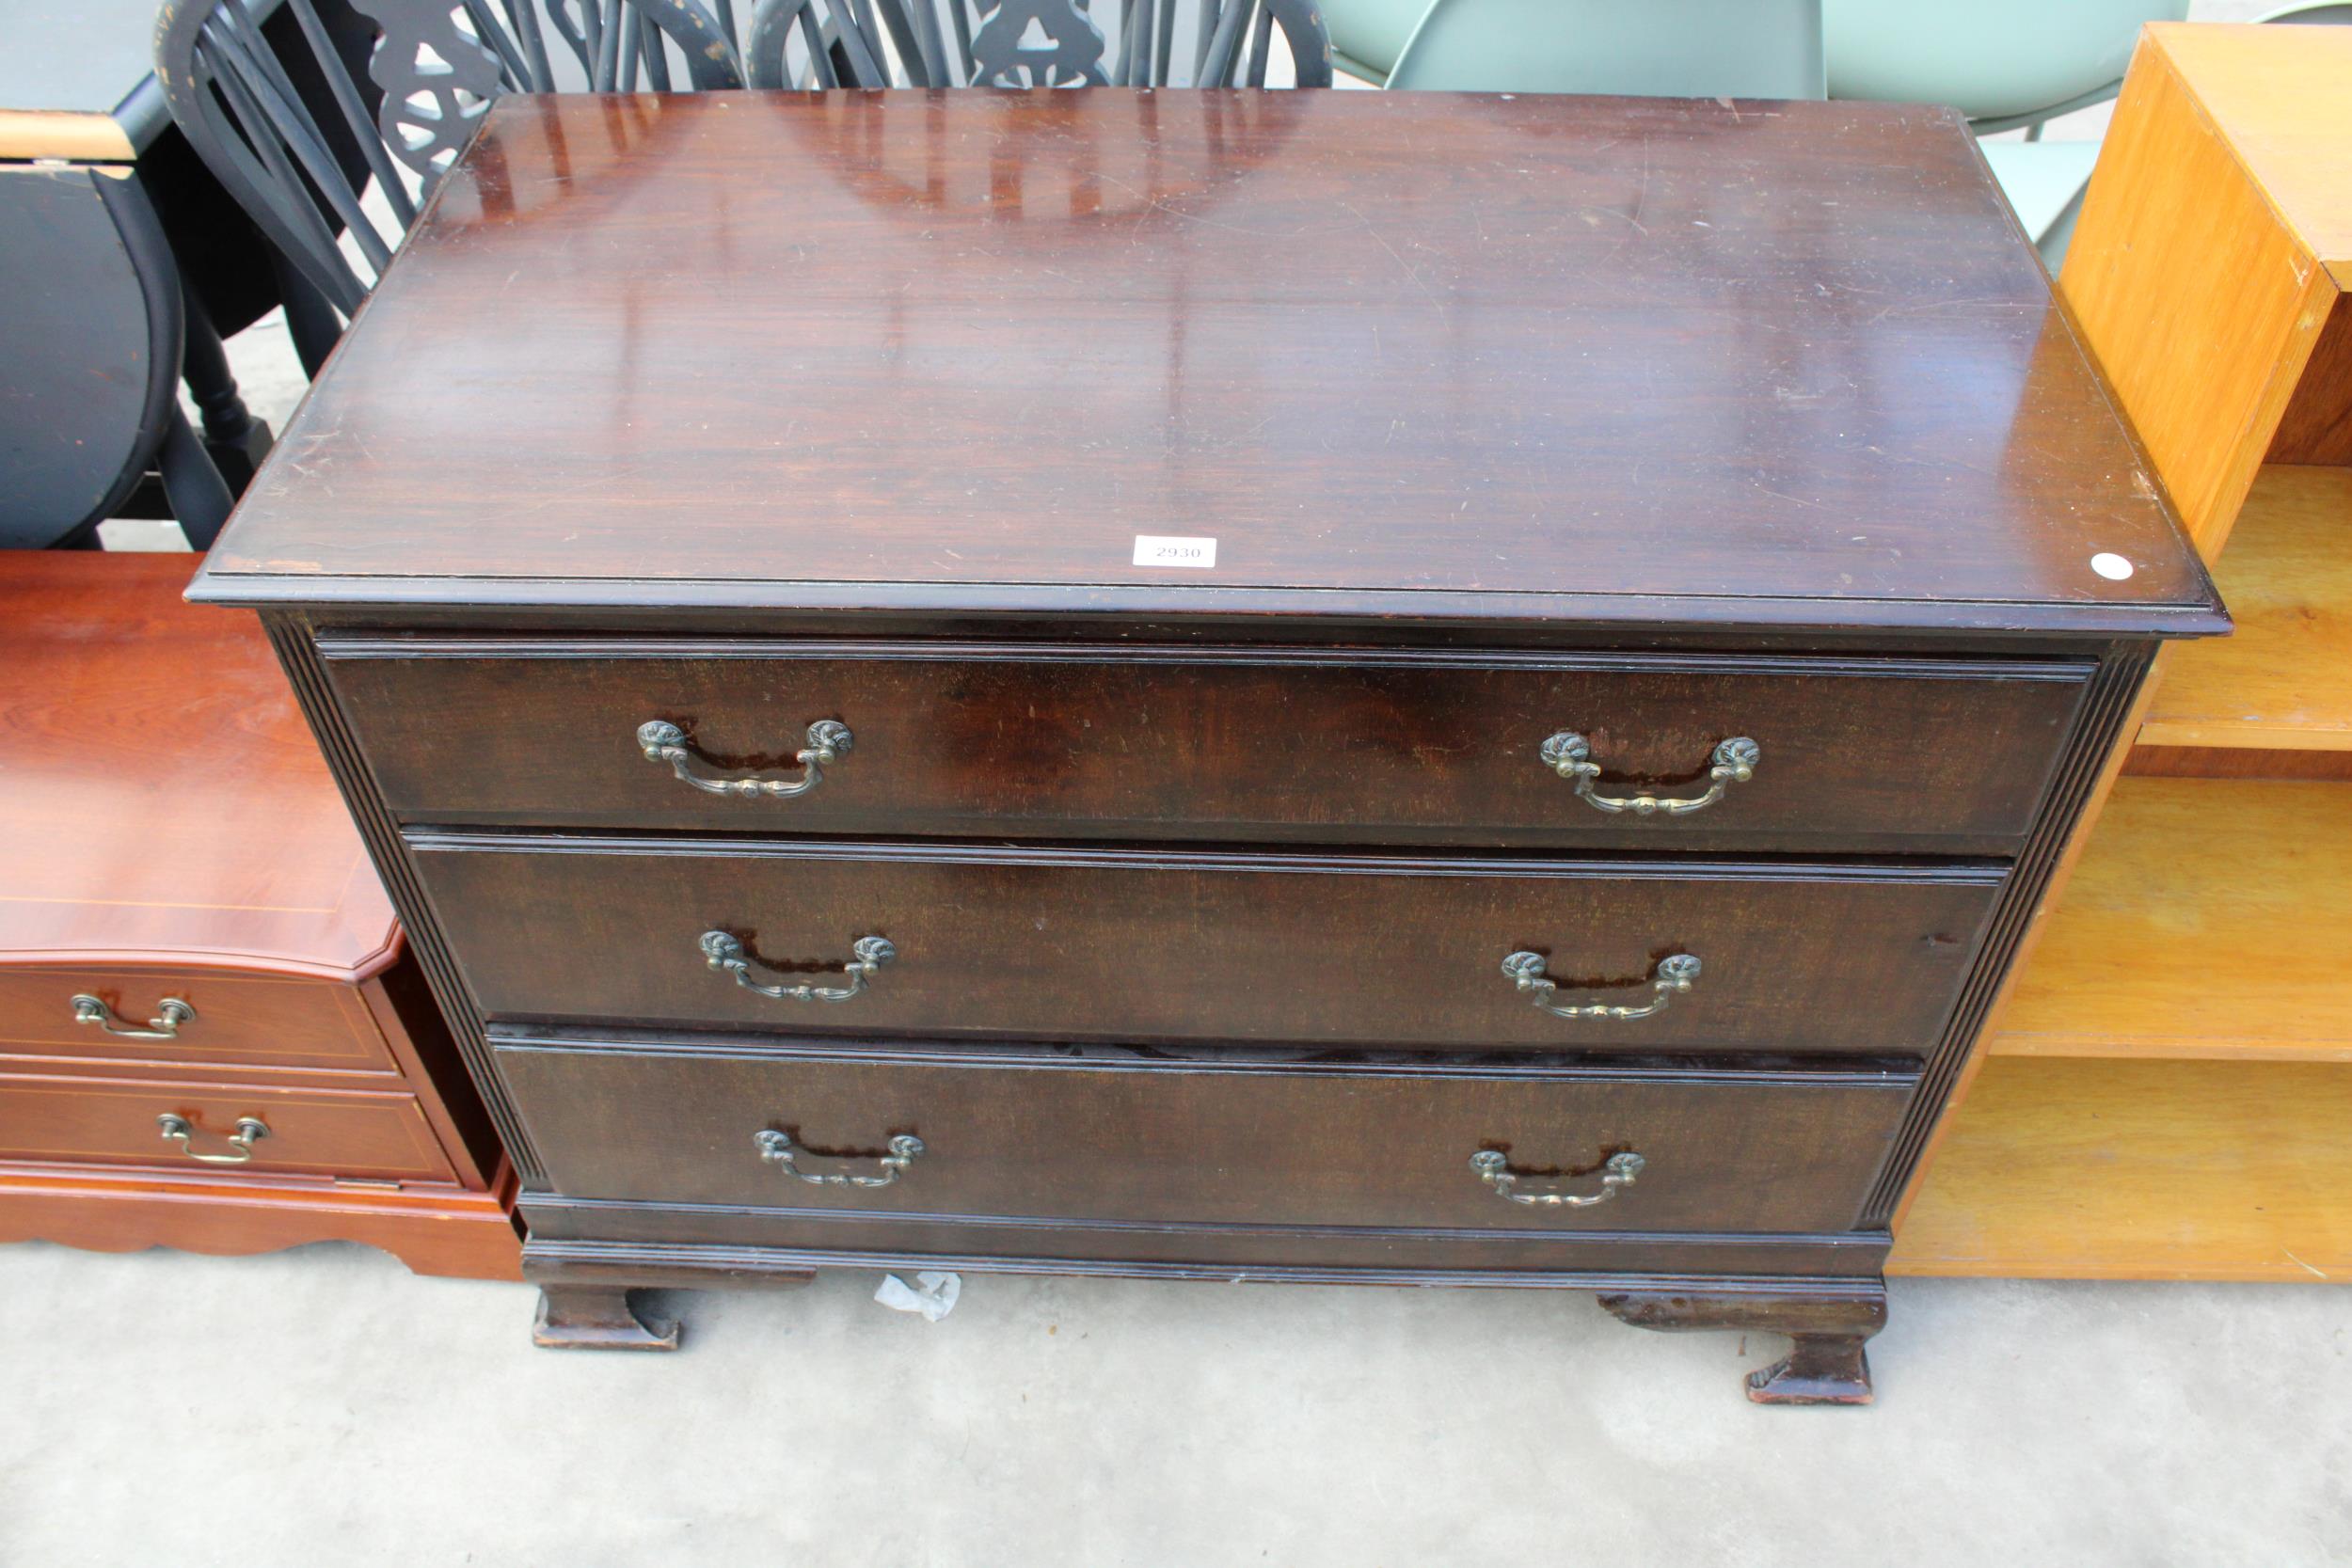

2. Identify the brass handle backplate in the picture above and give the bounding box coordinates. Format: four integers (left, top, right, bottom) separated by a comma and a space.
1472, 1149, 1645, 1208
702, 931, 895, 1003
1541, 732, 1758, 816
1502, 952, 1699, 1021
72, 994, 196, 1041
755, 1129, 924, 1188
155, 1113, 268, 1164
638, 719, 850, 800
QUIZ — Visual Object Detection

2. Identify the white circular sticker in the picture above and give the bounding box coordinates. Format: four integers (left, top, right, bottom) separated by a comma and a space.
2090, 552, 2135, 581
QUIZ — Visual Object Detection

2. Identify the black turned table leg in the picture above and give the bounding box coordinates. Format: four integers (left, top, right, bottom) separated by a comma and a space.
179, 283, 272, 494
1597, 1281, 1889, 1405
532, 1285, 680, 1352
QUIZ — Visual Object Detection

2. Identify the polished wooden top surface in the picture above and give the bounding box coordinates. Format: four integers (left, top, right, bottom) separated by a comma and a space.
2139, 24, 2352, 278
195, 89, 2218, 636
0, 554, 396, 978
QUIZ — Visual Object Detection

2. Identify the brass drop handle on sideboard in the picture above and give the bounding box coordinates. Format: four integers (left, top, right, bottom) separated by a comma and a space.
700, 932, 895, 1003
72, 994, 196, 1041
755, 1129, 925, 1188
155, 1113, 268, 1164
1540, 732, 1759, 816
1472, 1149, 1645, 1208
637, 719, 851, 800
1502, 952, 1700, 1021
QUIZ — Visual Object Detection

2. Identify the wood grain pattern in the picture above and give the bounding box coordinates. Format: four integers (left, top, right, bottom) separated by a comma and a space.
1858, 643, 2156, 1227
0, 1071, 456, 1182
2058, 26, 2343, 558
2269, 299, 2352, 466
413, 834, 2001, 1055
1897, 27, 2352, 1267
0, 554, 395, 979
2138, 467, 2352, 752
197, 89, 2218, 1370
0, 966, 396, 1075
0, 552, 519, 1275
325, 639, 2090, 851
358, 958, 507, 1190
0, 966, 507, 1191
188, 90, 2217, 636
1986, 777, 2352, 1064
1888, 1058, 2352, 1282
0, 1165, 522, 1281
1599, 1285, 1886, 1404
1885, 658, 2175, 1241
532, 1284, 679, 1350
2122, 745, 2352, 781
522, 1225, 1887, 1285
265, 615, 548, 1191
2122, 24, 2352, 281
495, 1039, 1914, 1234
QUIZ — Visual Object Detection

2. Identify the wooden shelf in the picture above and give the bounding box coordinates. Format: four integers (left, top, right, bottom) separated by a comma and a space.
2138, 465, 2352, 752
1890, 1057, 2352, 1281
1914, 28, 2352, 1285
1988, 776, 2352, 1063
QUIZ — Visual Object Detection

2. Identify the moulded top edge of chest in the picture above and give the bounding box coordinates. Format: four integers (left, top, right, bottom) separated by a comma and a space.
213, 579, 2224, 650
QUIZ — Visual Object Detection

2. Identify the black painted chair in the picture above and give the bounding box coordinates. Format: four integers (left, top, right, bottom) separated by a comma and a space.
152, 0, 748, 365
154, 0, 1327, 382
744, 0, 1330, 91
0, 166, 232, 549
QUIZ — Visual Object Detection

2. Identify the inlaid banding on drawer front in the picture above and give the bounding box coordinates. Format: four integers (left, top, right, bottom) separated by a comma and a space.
494, 1040, 1917, 1235
323, 638, 2093, 851
411, 835, 2003, 1054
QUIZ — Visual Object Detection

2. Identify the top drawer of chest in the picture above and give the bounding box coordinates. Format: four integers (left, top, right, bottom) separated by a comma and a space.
321, 637, 2090, 852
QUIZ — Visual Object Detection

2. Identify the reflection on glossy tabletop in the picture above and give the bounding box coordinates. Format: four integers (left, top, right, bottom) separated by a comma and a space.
199, 89, 2216, 633
0, 553, 391, 974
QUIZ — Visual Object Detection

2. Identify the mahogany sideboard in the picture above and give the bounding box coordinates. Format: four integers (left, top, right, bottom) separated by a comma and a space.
0, 552, 519, 1279
189, 88, 2220, 1399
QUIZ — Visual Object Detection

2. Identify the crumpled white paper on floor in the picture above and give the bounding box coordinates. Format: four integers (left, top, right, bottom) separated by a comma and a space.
874, 1270, 961, 1321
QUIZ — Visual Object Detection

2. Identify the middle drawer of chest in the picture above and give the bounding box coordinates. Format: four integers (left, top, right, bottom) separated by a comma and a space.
410, 835, 1999, 1055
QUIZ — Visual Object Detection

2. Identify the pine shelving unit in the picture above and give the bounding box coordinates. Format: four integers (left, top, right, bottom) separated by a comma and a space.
1892, 24, 2352, 1282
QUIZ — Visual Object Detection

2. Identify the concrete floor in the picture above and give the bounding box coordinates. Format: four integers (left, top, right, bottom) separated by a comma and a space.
2, 1243, 2345, 1565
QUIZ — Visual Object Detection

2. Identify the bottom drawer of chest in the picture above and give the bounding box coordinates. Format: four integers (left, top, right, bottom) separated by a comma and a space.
495, 1040, 1917, 1236
0, 1072, 457, 1183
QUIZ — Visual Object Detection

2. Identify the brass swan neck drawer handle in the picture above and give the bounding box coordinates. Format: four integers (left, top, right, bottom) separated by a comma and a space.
72, 994, 196, 1040
701, 932, 895, 1003
637, 719, 851, 800
1540, 732, 1759, 816
155, 1113, 268, 1164
1472, 1149, 1645, 1208
1502, 952, 1699, 1021
755, 1129, 925, 1188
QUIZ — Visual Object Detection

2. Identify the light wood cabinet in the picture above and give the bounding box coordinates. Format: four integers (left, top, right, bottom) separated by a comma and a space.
1893, 23, 2352, 1282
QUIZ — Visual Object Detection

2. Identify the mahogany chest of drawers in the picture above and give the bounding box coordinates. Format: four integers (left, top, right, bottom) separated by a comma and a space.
191, 89, 2221, 1401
